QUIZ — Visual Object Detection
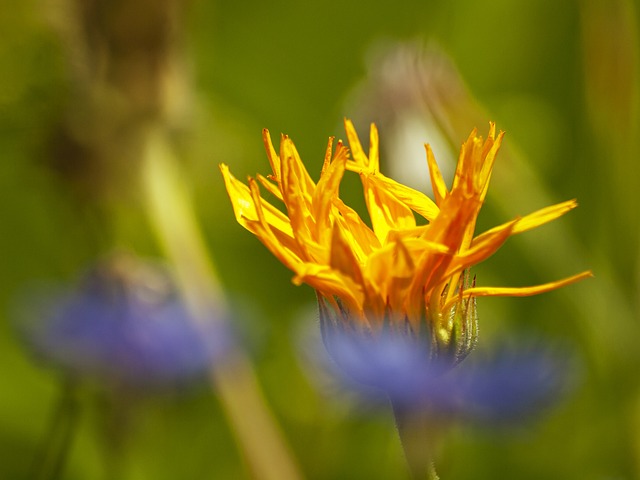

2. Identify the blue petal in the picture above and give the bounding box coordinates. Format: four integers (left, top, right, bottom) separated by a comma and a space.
315, 326, 576, 422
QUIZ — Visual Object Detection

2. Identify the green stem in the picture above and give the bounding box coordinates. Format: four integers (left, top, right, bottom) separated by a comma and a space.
391, 402, 441, 480
31, 379, 80, 480
97, 387, 135, 480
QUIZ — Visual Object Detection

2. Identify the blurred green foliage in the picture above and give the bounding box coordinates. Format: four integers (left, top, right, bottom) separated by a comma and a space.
1, 0, 639, 478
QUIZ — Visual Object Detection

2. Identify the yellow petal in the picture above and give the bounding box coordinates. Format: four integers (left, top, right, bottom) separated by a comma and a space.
343, 118, 440, 222
329, 224, 364, 290
459, 270, 594, 299
344, 118, 370, 168
293, 263, 364, 314
426, 143, 448, 207
392, 234, 451, 257
332, 197, 380, 260
451, 128, 478, 191
219, 164, 292, 236
454, 219, 516, 268
280, 139, 315, 248
365, 173, 440, 222
472, 199, 578, 247
312, 144, 348, 247
363, 177, 416, 244
280, 135, 316, 202
320, 136, 335, 176
363, 238, 413, 323
368, 123, 380, 172
257, 173, 283, 201
477, 130, 504, 202
231, 177, 306, 275
374, 236, 416, 319
444, 219, 518, 302
262, 129, 281, 182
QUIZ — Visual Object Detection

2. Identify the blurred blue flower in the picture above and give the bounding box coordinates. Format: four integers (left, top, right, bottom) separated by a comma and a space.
18, 254, 234, 388
310, 323, 577, 422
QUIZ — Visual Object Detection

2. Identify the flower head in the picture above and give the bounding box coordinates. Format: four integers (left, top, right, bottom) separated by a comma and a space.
220, 120, 591, 366
19, 254, 232, 388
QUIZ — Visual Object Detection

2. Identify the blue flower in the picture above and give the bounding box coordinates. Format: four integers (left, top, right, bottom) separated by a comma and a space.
314, 325, 577, 422
18, 254, 233, 388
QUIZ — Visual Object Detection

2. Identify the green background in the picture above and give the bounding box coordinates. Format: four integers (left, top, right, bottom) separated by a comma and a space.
1, 0, 639, 478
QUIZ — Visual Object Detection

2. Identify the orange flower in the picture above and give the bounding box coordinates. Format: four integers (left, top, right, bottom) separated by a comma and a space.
220, 120, 591, 361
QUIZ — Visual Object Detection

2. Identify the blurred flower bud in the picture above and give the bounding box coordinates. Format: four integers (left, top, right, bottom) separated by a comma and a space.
17, 253, 233, 389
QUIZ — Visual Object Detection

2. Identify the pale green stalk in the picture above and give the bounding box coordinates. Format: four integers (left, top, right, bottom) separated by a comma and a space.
141, 127, 303, 480
392, 402, 441, 480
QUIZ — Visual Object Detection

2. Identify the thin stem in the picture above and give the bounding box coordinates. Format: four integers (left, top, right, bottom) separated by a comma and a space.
391, 402, 441, 480
96, 387, 134, 480
142, 128, 303, 480
31, 379, 80, 480
210, 354, 303, 480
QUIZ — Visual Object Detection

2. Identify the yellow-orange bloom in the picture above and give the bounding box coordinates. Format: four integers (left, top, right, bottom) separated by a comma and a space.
220, 120, 591, 360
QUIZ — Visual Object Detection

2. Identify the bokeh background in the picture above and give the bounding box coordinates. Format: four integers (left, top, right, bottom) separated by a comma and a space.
1, 0, 639, 478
